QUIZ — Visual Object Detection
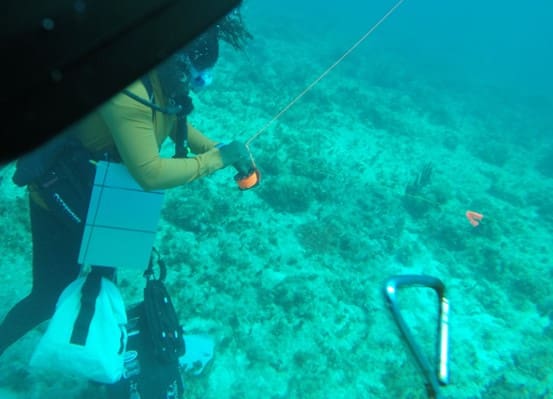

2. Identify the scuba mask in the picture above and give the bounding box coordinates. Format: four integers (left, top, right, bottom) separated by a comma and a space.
187, 64, 214, 92
181, 27, 219, 92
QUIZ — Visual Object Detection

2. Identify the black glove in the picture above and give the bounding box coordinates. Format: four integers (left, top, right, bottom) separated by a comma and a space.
218, 141, 253, 175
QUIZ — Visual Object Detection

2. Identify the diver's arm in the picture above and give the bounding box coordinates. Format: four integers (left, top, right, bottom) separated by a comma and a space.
187, 122, 220, 154
99, 90, 224, 191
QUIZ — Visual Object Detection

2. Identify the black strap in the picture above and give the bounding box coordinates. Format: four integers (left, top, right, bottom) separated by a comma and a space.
12, 135, 85, 187
173, 116, 189, 159
124, 76, 190, 159
141, 76, 154, 101
122, 88, 182, 115
70, 271, 102, 345
144, 247, 167, 282
70, 267, 116, 345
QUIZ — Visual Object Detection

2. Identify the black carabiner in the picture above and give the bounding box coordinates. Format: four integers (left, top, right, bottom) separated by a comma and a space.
383, 275, 450, 399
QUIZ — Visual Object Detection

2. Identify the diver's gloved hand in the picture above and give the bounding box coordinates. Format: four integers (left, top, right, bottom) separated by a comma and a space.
217, 141, 253, 174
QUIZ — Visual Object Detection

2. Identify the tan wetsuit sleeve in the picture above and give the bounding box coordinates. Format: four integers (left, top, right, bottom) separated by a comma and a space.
187, 123, 219, 154
99, 90, 224, 191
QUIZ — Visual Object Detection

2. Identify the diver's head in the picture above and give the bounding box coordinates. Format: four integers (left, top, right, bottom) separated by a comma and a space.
181, 27, 219, 92
180, 7, 253, 92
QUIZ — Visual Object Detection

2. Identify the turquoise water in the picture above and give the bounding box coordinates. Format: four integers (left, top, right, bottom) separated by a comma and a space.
1, 0, 552, 398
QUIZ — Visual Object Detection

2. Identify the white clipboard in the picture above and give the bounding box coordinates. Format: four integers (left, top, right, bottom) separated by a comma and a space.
78, 161, 165, 269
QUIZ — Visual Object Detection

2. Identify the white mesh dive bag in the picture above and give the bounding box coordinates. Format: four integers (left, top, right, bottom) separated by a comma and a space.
30, 274, 128, 384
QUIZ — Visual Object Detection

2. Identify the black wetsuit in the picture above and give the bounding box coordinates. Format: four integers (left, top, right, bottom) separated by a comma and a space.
0, 198, 83, 355
0, 146, 96, 356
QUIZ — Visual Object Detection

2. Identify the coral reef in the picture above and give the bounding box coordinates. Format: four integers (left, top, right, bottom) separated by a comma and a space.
0, 3, 552, 399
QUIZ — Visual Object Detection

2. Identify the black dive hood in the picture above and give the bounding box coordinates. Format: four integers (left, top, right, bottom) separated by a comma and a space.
0, 0, 241, 164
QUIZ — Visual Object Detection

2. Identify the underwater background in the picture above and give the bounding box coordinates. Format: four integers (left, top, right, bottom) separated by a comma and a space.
1, 0, 553, 397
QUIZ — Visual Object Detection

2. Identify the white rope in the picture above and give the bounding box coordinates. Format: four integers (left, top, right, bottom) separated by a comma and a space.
245, 0, 406, 147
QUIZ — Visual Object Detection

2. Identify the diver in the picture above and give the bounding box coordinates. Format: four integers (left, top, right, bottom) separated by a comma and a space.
0, 7, 254, 361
